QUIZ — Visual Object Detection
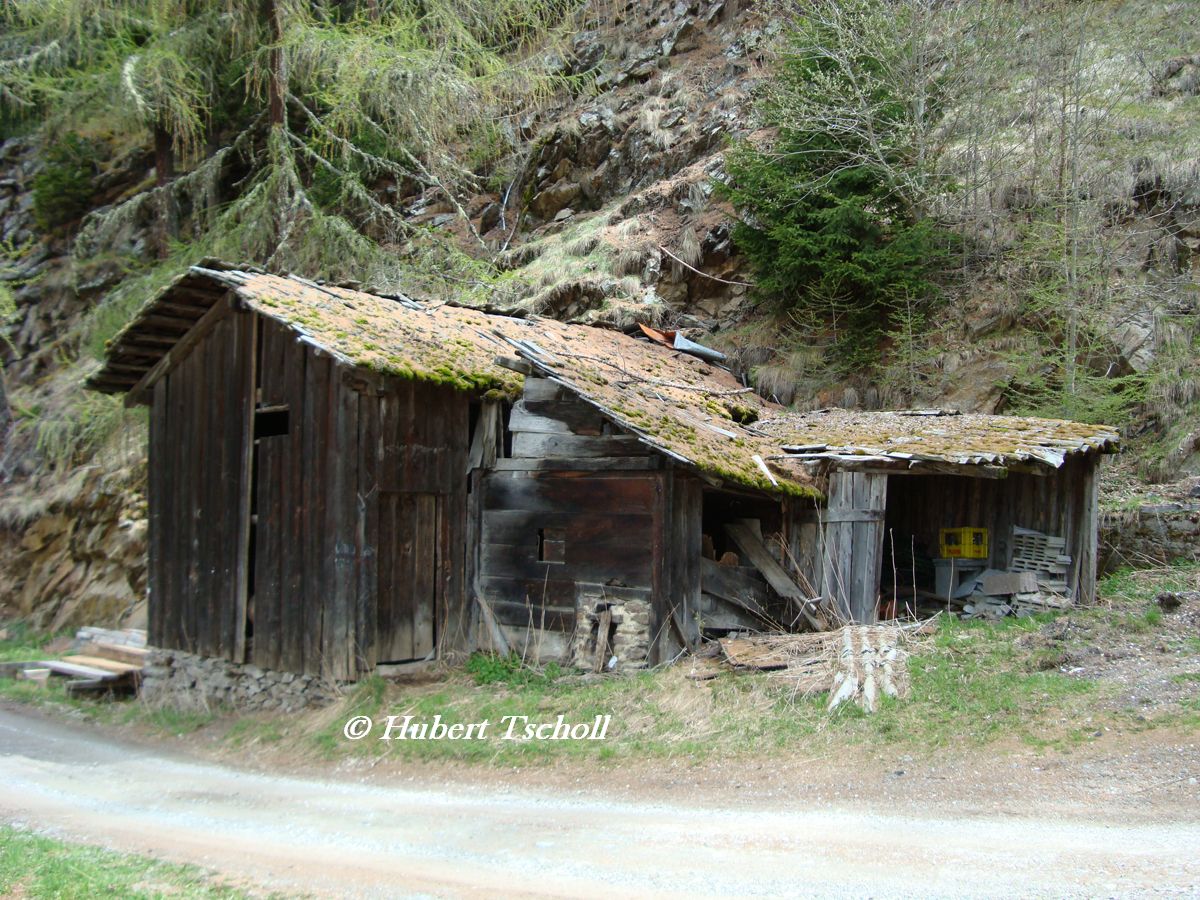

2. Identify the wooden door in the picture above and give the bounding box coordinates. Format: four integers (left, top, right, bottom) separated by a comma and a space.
377, 491, 443, 662
820, 472, 888, 623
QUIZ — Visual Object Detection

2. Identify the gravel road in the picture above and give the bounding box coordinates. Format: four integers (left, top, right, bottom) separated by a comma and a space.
1, 705, 1197, 898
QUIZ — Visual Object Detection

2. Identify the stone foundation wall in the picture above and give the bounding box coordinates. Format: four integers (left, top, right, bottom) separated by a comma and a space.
1100, 504, 1200, 572
570, 588, 652, 670
141, 649, 337, 712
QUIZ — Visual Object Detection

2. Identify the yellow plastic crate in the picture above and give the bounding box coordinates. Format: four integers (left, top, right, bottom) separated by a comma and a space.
939, 527, 988, 559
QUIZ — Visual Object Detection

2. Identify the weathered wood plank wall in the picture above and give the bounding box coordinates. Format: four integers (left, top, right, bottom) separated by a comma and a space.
150, 312, 472, 680
251, 318, 471, 676
819, 472, 887, 622
479, 377, 665, 658
147, 310, 255, 660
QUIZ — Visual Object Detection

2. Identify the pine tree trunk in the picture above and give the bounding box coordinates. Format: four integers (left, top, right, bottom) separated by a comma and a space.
262, 0, 286, 128
154, 121, 174, 187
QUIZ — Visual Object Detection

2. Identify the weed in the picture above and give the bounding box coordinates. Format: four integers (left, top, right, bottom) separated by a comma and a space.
465, 651, 562, 687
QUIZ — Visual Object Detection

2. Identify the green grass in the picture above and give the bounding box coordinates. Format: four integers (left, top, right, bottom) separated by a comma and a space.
0, 826, 256, 899
294, 622, 1106, 765
4, 561, 1198, 767
0, 621, 62, 663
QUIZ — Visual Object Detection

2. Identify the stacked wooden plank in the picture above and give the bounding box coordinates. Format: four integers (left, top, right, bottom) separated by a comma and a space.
18, 627, 148, 697
1009, 527, 1073, 611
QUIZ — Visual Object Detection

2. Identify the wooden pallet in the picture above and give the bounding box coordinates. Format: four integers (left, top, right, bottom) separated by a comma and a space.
1010, 527, 1072, 599
1011, 528, 1068, 571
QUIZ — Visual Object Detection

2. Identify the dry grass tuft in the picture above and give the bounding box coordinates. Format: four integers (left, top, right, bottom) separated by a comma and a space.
613, 247, 648, 276
639, 100, 676, 151
674, 226, 702, 269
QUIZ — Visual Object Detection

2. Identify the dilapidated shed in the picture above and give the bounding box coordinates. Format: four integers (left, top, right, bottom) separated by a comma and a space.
90, 264, 1118, 680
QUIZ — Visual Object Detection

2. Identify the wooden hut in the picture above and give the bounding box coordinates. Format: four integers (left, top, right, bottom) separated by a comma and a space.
90, 265, 1119, 679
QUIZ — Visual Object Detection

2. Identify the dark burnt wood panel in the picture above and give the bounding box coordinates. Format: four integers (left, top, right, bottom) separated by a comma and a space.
479, 470, 661, 634
483, 469, 657, 516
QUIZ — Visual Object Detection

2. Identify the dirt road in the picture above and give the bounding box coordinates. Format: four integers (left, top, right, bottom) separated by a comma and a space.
1, 706, 1197, 898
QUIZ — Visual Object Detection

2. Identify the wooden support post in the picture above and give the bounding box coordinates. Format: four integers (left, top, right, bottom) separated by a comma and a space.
1076, 458, 1100, 605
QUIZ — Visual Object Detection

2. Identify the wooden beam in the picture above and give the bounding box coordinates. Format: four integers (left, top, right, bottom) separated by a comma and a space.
140, 314, 201, 331
157, 301, 214, 316
124, 334, 185, 347
724, 521, 825, 631
494, 355, 533, 375
700, 558, 773, 619
821, 510, 885, 524
125, 294, 235, 406
89, 378, 138, 393
845, 462, 1009, 479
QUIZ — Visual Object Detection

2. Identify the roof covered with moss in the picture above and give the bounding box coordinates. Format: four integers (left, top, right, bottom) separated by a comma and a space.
755, 408, 1119, 469
90, 266, 1116, 498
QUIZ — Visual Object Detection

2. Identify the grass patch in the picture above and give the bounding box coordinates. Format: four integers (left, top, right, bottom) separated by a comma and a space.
0, 826, 254, 899
0, 621, 63, 664
4, 561, 1197, 768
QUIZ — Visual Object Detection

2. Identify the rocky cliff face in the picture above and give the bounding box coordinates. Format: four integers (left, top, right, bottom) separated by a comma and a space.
1, 465, 147, 632
1, 134, 151, 630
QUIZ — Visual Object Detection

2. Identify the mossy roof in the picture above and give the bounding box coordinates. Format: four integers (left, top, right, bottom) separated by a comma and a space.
91, 266, 1117, 498
754, 408, 1119, 469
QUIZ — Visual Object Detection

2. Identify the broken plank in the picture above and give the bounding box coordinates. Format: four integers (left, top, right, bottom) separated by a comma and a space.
724, 521, 826, 631
700, 558, 774, 620
593, 608, 612, 673
718, 637, 791, 671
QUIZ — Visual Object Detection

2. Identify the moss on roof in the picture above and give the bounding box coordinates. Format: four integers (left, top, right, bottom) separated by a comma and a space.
93, 266, 1116, 499
495, 323, 822, 496
236, 273, 527, 396
755, 408, 1118, 467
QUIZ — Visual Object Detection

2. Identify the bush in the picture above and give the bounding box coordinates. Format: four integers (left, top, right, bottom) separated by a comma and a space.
465, 651, 562, 687
717, 0, 951, 373
31, 133, 99, 232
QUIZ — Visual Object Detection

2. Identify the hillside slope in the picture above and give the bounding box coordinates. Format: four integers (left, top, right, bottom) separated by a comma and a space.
2, 0, 1199, 626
